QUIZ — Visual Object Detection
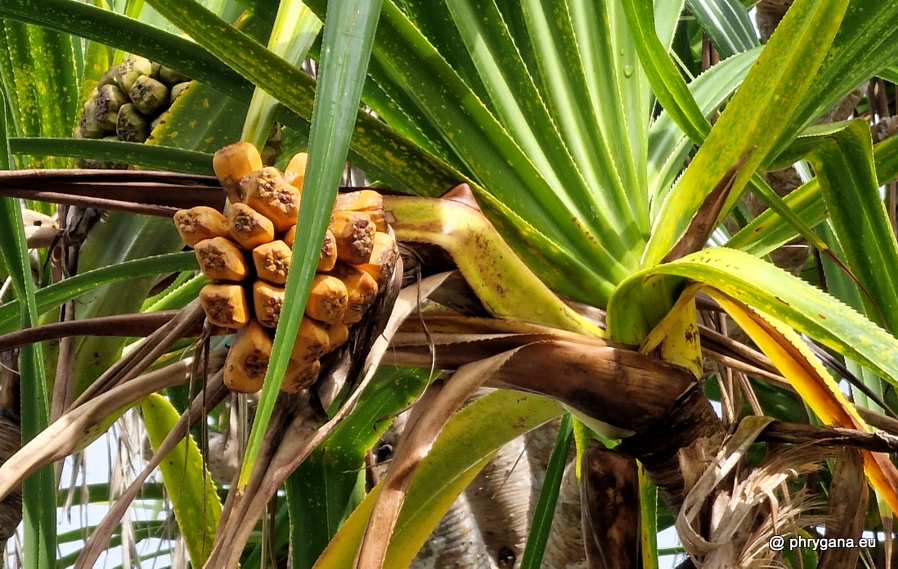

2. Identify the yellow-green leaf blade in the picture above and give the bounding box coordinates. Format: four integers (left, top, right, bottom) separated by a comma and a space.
792, 119, 898, 333
140, 393, 221, 567
709, 292, 898, 513
313, 391, 563, 568
609, 248, 898, 391
644, 0, 849, 266
386, 194, 605, 336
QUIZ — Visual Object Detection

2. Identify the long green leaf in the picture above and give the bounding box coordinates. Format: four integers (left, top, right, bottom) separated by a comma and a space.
141, 272, 207, 314
0, 91, 54, 569
223, 0, 383, 487
9, 138, 213, 174
620, 0, 709, 145
346, 4, 472, 173
241, 0, 321, 149
793, 120, 898, 333
0, 252, 197, 334
570, 0, 663, 231
643, 0, 849, 266
447, 0, 641, 251
818, 222, 888, 415
685, 0, 758, 58
520, 0, 645, 241
518, 413, 572, 569
608, 248, 898, 392
140, 393, 221, 567
724, 176, 825, 256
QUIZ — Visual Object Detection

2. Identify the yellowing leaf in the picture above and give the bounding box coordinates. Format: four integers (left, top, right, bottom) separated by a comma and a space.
640, 282, 704, 378
709, 290, 898, 513
385, 193, 605, 338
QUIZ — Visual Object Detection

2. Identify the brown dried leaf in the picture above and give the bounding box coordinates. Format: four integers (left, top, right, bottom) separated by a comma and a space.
676, 415, 830, 567
581, 442, 640, 569
0, 351, 223, 502
0, 311, 191, 351
0, 169, 223, 216
391, 328, 693, 435
355, 350, 521, 568
75, 371, 229, 569
663, 148, 755, 264
818, 447, 868, 569
676, 416, 775, 556
74, 301, 205, 406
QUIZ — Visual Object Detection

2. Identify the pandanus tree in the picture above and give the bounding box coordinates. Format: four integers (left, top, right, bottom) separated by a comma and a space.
2, 0, 898, 567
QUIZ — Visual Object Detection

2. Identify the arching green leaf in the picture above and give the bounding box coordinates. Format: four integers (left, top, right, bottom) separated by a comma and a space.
644, 0, 849, 266
609, 248, 898, 390
685, 0, 758, 58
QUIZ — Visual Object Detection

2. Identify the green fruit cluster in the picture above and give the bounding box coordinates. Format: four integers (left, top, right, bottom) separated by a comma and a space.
76, 54, 190, 166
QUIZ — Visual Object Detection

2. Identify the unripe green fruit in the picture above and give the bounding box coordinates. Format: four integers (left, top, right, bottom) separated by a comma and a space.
129, 75, 169, 115
94, 84, 129, 130
158, 66, 190, 86
170, 81, 191, 102
115, 54, 152, 93
116, 103, 149, 142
